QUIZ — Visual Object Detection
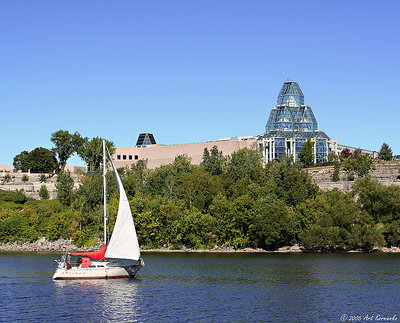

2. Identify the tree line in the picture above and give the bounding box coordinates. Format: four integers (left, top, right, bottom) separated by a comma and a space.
1, 144, 399, 251
12, 129, 395, 174
13, 130, 114, 173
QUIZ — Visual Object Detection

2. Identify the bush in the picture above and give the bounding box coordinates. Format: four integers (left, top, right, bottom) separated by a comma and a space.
2, 173, 12, 184
0, 214, 30, 242
73, 229, 98, 248
1, 190, 27, 204
56, 171, 74, 206
39, 185, 49, 200
332, 162, 340, 182
249, 200, 295, 250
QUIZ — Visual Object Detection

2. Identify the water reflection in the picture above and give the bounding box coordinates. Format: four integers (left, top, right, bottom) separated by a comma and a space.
53, 279, 141, 321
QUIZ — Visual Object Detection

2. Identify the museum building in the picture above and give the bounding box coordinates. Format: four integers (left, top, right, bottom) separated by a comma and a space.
258, 81, 337, 164
112, 81, 377, 170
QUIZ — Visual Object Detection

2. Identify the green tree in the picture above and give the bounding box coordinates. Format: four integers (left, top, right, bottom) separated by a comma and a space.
77, 136, 115, 172
39, 185, 49, 200
342, 149, 372, 180
178, 168, 223, 212
175, 208, 217, 249
298, 139, 314, 167
0, 214, 30, 242
378, 143, 393, 161
352, 176, 400, 224
226, 148, 264, 182
72, 170, 118, 214
22, 174, 29, 183
144, 155, 193, 198
382, 221, 400, 247
51, 130, 85, 170
201, 146, 226, 175
28, 147, 58, 173
144, 164, 177, 198
249, 199, 295, 250
13, 151, 30, 171
267, 159, 318, 207
294, 195, 326, 236
327, 152, 339, 164
299, 190, 362, 251
332, 161, 340, 182
13, 148, 57, 173
122, 160, 148, 197
172, 155, 193, 174
224, 194, 254, 248
56, 170, 74, 206
0, 189, 27, 204
353, 153, 372, 177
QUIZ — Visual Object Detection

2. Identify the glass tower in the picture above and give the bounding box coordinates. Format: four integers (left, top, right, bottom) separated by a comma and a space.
259, 81, 334, 163
265, 81, 321, 136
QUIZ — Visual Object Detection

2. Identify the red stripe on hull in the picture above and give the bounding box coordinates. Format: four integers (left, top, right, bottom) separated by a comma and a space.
54, 275, 131, 280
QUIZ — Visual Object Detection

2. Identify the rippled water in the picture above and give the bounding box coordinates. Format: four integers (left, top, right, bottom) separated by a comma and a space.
0, 252, 399, 322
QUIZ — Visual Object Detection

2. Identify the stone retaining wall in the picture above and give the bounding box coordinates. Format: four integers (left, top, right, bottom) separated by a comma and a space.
0, 172, 81, 199
306, 160, 400, 192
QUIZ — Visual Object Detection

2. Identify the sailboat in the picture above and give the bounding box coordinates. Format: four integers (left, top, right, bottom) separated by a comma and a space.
52, 139, 144, 280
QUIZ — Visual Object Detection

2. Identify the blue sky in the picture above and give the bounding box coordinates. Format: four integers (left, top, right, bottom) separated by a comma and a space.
1, 0, 399, 166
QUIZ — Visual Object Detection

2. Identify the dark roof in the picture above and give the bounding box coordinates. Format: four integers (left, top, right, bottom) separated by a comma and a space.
136, 133, 156, 146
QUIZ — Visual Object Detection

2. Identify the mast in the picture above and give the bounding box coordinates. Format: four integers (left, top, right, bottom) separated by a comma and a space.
103, 138, 107, 245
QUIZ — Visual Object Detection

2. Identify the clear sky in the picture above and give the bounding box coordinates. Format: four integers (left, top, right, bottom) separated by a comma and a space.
1, 0, 399, 166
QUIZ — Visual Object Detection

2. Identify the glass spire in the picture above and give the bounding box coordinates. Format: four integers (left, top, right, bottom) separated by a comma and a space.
265, 81, 322, 136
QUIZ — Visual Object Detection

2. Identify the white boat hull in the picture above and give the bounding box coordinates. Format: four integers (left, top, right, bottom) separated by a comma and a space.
52, 259, 144, 280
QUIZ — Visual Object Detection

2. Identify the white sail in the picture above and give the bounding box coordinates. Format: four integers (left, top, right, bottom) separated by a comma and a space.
105, 152, 141, 261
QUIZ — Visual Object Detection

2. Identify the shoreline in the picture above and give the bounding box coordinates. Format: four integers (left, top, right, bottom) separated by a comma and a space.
1, 238, 400, 254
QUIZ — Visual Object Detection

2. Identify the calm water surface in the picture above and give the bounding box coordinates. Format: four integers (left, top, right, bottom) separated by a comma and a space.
0, 252, 399, 322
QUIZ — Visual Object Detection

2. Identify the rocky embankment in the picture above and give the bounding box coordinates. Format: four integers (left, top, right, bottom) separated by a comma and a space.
0, 237, 98, 253
2, 240, 399, 253
0, 239, 302, 253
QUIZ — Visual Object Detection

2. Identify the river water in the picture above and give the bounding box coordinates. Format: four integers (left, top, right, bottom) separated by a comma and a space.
0, 252, 399, 322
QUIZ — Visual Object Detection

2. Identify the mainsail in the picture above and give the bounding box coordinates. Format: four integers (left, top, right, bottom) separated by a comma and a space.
104, 152, 141, 261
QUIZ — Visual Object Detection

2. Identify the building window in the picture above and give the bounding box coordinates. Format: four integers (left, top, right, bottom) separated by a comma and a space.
123, 155, 126, 160
295, 139, 306, 153
129, 155, 132, 160
117, 155, 121, 160
316, 139, 327, 163
135, 155, 138, 160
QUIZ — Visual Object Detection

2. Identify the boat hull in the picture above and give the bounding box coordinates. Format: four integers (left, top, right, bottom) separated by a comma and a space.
52, 260, 144, 280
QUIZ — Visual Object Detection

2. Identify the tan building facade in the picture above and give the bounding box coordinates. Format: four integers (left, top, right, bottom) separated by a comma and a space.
113, 138, 257, 170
